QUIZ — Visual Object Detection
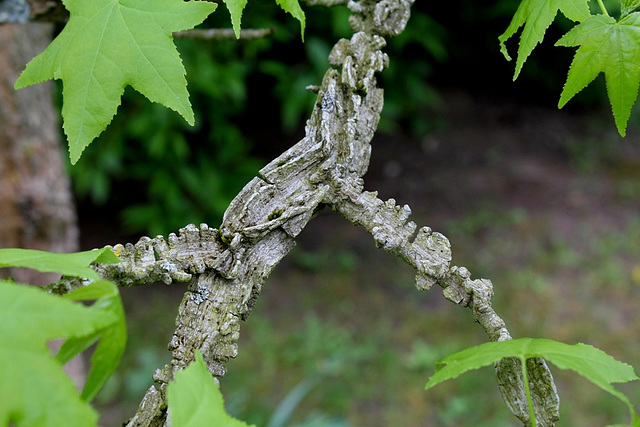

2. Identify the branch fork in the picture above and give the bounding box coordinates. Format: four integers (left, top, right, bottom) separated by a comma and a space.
45, 0, 560, 425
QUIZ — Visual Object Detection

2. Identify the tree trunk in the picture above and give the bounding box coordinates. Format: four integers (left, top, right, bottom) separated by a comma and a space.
0, 21, 84, 387
0, 22, 78, 285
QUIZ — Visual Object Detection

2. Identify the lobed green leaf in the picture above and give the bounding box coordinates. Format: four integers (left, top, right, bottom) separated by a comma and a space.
499, 0, 590, 80
14, 0, 217, 164
556, 13, 640, 136
425, 338, 640, 425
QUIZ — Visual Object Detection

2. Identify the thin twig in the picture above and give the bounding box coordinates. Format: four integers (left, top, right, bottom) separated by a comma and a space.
302, 0, 349, 6
173, 27, 274, 40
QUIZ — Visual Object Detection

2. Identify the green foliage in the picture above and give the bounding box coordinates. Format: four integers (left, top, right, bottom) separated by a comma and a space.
274, 0, 306, 39
556, 13, 640, 136
0, 281, 115, 427
67, 5, 444, 236
622, 0, 640, 16
15, 0, 217, 164
14, 0, 307, 166
425, 338, 640, 426
499, 0, 590, 79
59, 280, 127, 402
0, 247, 118, 281
501, 0, 640, 135
0, 248, 127, 426
167, 350, 253, 427
69, 35, 265, 236
223, 0, 304, 38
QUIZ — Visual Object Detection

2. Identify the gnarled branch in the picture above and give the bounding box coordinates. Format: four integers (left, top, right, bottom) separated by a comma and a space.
45, 0, 560, 425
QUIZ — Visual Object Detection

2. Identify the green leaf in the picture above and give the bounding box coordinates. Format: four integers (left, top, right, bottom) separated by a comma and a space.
14, 0, 217, 164
555, 13, 640, 136
499, 0, 590, 79
0, 247, 118, 281
0, 280, 117, 427
167, 350, 254, 427
622, 0, 640, 18
275, 0, 305, 40
222, 0, 248, 38
60, 280, 127, 402
425, 338, 640, 425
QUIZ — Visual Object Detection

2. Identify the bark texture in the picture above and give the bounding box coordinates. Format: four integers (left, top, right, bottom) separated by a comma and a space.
45, 0, 560, 425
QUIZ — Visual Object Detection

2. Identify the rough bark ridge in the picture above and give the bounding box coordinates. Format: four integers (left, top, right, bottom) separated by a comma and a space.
47, 0, 559, 425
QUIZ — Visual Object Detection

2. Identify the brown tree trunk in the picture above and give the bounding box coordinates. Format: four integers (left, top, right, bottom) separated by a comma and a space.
0, 22, 78, 285
0, 22, 84, 388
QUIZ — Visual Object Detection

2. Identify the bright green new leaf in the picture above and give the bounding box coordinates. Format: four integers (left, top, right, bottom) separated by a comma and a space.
14, 0, 217, 164
0, 281, 117, 427
556, 13, 640, 137
167, 350, 254, 427
499, 0, 590, 79
0, 247, 119, 281
59, 280, 127, 402
425, 338, 640, 425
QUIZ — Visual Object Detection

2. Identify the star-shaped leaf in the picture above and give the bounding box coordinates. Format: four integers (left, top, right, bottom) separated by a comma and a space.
556, 13, 640, 136
14, 0, 217, 164
499, 0, 590, 80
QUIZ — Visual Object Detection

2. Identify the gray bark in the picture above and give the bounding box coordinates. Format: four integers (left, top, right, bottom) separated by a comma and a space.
46, 0, 560, 425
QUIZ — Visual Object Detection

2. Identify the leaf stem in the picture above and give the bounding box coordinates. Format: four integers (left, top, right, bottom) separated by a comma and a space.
596, 0, 610, 16
521, 358, 537, 427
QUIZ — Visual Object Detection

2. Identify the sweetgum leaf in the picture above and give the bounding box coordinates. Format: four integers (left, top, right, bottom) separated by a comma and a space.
499, 0, 590, 79
0, 247, 118, 280
14, 0, 217, 164
0, 281, 117, 427
425, 338, 640, 425
556, 13, 640, 136
167, 350, 254, 427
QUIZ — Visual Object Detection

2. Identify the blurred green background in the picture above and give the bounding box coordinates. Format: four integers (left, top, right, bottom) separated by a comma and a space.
64, 0, 640, 425
71, 0, 621, 237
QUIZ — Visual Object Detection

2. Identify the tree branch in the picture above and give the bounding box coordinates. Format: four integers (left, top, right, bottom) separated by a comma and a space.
44, 0, 560, 425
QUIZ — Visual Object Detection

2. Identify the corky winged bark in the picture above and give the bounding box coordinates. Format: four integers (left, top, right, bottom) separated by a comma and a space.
42, 0, 558, 425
